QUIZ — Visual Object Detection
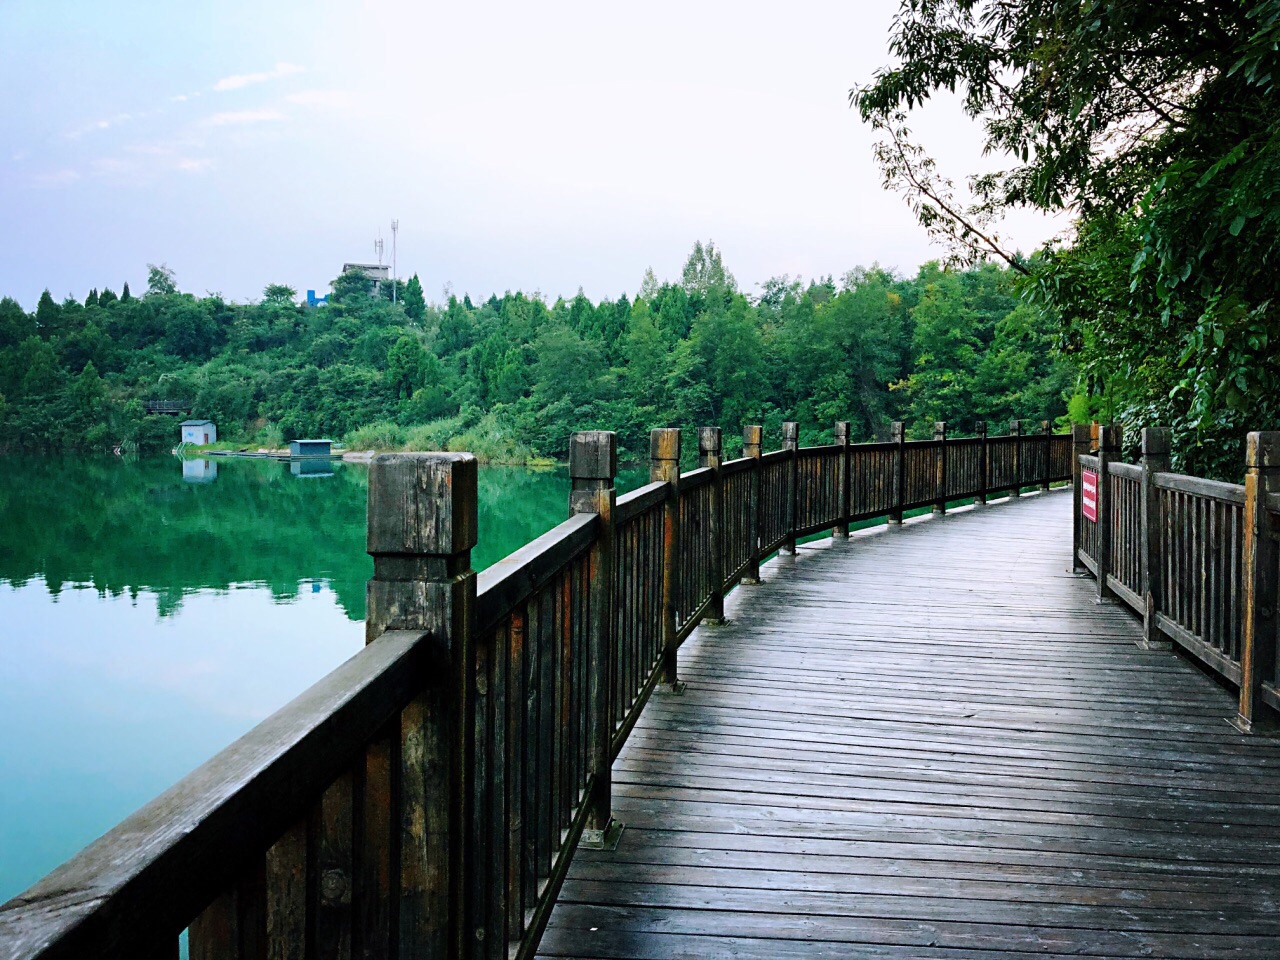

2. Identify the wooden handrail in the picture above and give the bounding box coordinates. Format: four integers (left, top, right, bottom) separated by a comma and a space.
1, 419, 1079, 960
1074, 426, 1280, 733
0, 628, 429, 960
476, 512, 597, 631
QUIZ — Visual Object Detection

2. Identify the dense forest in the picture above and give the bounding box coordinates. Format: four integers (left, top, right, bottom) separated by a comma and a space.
855, 0, 1280, 478
0, 244, 1075, 462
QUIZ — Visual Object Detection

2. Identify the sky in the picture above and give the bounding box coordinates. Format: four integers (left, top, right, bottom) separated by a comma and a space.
0, 0, 1064, 310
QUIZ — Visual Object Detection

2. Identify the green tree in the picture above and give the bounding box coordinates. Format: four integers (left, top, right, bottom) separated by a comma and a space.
404, 274, 426, 322
854, 0, 1280, 474
263, 284, 297, 305
146, 263, 177, 297
35, 290, 61, 338
387, 335, 427, 399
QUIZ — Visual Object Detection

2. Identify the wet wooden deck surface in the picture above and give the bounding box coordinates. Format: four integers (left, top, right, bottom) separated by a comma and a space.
538, 489, 1280, 959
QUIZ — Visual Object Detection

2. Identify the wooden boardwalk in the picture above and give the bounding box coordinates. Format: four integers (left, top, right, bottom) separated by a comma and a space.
539, 489, 1280, 960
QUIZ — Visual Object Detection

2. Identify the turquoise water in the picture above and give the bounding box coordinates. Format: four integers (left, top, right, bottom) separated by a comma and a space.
0, 455, 642, 903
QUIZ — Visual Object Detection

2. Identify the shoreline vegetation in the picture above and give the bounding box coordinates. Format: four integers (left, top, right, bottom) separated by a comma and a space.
0, 244, 1080, 464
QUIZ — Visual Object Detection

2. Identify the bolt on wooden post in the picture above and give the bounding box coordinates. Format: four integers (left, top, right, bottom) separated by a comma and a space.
781, 422, 799, 554
699, 427, 726, 623
568, 430, 622, 848
366, 452, 478, 960
834, 421, 851, 537
889, 421, 905, 524
1009, 420, 1023, 498
651, 428, 684, 691
1139, 427, 1171, 649
976, 421, 989, 505
1095, 424, 1121, 602
1071, 424, 1092, 573
1235, 431, 1280, 732
741, 425, 763, 584
933, 422, 947, 515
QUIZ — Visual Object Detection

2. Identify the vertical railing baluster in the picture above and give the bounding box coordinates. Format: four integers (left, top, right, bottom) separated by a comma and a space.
1235, 431, 1280, 732
933, 421, 947, 515
699, 427, 726, 622
1140, 428, 1171, 649
889, 421, 905, 525
651, 428, 683, 691
977, 421, 989, 505
1096, 426, 1119, 602
742, 425, 763, 584
782, 422, 798, 553
835, 421, 851, 538
1072, 424, 1090, 573
569, 430, 621, 849
1041, 420, 1052, 491
1010, 420, 1023, 499
366, 452, 478, 960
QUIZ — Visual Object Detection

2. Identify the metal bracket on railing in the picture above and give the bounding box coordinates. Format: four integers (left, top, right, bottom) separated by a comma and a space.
579, 820, 625, 851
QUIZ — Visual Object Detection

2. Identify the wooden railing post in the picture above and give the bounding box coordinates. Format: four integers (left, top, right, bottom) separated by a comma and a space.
889, 421, 905, 524
651, 428, 684, 691
742, 425, 763, 584
977, 421, 989, 505
1139, 427, 1171, 649
835, 420, 851, 537
569, 431, 621, 848
781, 422, 799, 553
1236, 431, 1280, 732
1009, 420, 1023, 498
366, 452, 477, 960
933, 421, 947, 515
1072, 424, 1091, 573
1039, 419, 1049, 491
1095, 424, 1120, 602
699, 426, 726, 623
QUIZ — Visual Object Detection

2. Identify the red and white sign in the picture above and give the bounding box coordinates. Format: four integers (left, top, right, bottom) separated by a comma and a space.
1081, 469, 1098, 522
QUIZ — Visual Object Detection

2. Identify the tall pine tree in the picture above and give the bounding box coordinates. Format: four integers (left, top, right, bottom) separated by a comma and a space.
404, 274, 426, 322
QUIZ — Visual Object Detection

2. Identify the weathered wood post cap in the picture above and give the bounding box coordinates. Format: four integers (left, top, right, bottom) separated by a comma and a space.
1072, 424, 1091, 443
890, 421, 904, 440
1246, 432, 1280, 469
698, 426, 722, 457
650, 428, 680, 462
934, 421, 947, 438
1100, 423, 1122, 450
743, 424, 763, 449
976, 421, 988, 436
1009, 419, 1022, 435
1141, 427, 1171, 457
834, 421, 850, 442
782, 422, 799, 445
367, 452, 478, 557
569, 430, 617, 480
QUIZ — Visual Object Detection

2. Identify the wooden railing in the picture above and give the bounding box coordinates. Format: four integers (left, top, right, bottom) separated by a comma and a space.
1073, 426, 1280, 732
0, 418, 1073, 960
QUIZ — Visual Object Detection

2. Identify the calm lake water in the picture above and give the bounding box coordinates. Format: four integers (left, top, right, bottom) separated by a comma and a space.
0, 454, 644, 903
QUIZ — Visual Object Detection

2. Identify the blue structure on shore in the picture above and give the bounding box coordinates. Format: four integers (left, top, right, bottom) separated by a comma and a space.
289, 439, 332, 458
305, 290, 329, 307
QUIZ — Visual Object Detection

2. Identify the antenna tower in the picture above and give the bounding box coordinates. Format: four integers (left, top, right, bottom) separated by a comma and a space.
391, 219, 399, 304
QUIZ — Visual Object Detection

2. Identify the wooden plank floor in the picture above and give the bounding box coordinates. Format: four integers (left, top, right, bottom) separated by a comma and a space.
538, 489, 1280, 960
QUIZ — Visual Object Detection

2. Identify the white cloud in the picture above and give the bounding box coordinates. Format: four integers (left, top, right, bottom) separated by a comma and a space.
176, 158, 213, 173
90, 157, 131, 175
203, 109, 286, 127
284, 89, 355, 110
213, 62, 304, 92
31, 169, 81, 187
